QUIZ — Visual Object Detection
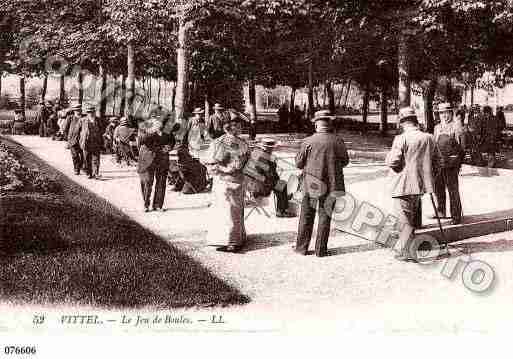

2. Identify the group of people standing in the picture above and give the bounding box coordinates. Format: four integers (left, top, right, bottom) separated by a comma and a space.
386, 103, 468, 262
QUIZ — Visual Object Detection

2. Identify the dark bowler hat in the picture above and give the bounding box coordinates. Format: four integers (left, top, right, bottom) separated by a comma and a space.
311, 110, 335, 123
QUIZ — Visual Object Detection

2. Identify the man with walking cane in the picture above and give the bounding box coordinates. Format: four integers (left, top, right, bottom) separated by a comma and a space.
385, 107, 440, 262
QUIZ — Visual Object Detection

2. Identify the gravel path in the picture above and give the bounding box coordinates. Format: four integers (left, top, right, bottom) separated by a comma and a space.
7, 134, 513, 334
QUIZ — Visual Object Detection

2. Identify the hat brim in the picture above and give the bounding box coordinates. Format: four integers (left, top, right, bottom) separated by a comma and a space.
399, 115, 418, 123
311, 116, 334, 122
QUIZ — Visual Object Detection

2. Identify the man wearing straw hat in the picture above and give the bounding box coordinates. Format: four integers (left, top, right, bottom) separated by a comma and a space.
433, 102, 465, 225
206, 103, 228, 140
386, 106, 439, 261
183, 107, 206, 159
80, 105, 103, 179
245, 138, 293, 217
295, 110, 349, 257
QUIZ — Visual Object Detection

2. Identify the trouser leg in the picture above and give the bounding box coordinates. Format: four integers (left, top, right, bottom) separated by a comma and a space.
434, 170, 447, 215
274, 186, 289, 214
445, 167, 462, 222
91, 152, 100, 177
296, 193, 316, 254
83, 150, 92, 176
152, 167, 168, 209
70, 145, 83, 173
394, 195, 419, 258
314, 195, 333, 257
139, 168, 155, 209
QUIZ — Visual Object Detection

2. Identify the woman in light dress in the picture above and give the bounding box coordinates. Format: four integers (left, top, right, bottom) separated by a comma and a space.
205, 114, 249, 253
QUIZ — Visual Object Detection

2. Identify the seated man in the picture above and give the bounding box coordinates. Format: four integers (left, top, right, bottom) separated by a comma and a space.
175, 144, 211, 194
244, 138, 294, 217
113, 117, 137, 165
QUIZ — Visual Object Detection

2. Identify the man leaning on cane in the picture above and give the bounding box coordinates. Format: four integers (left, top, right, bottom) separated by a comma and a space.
385, 107, 439, 262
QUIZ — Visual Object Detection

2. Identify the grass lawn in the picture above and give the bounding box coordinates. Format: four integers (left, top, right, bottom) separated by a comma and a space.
0, 137, 249, 309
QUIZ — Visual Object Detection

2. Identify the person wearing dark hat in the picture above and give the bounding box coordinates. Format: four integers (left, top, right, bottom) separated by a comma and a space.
294, 110, 349, 257
36, 100, 50, 137
244, 138, 293, 217
481, 105, 500, 168
183, 107, 206, 159
48, 103, 60, 139
63, 103, 84, 175
433, 102, 465, 225
205, 112, 250, 252
80, 105, 103, 179
386, 106, 439, 261
137, 114, 176, 212
206, 103, 228, 140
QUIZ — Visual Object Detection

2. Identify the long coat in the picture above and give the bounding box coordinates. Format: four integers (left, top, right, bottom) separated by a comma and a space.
137, 130, 175, 174
79, 117, 103, 152
385, 127, 438, 198
64, 115, 83, 146
295, 132, 349, 198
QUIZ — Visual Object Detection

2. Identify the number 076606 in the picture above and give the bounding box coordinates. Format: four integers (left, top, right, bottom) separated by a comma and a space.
4, 346, 37, 355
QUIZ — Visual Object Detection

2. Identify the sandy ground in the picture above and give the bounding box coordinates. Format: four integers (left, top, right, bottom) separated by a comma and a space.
4, 134, 513, 335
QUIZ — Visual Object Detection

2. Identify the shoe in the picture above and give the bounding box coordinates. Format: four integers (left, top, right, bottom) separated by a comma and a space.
394, 254, 418, 263
75, 171, 80, 175
144, 207, 150, 212
429, 213, 447, 219
276, 211, 295, 218
88, 175, 94, 179
216, 245, 241, 253
152, 208, 166, 212
292, 246, 307, 255
449, 219, 462, 225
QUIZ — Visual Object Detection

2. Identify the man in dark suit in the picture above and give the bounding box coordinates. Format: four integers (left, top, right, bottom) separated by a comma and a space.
433, 103, 465, 224
79, 105, 103, 179
63, 104, 84, 175
295, 110, 349, 257
137, 115, 177, 212
386, 106, 439, 261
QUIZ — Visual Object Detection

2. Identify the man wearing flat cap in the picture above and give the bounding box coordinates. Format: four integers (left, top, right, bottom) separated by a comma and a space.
385, 106, 439, 261
295, 110, 349, 257
206, 103, 228, 140
80, 105, 103, 179
433, 102, 465, 225
63, 103, 84, 175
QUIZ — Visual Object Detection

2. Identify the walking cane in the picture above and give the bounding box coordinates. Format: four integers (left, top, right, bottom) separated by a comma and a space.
429, 193, 450, 256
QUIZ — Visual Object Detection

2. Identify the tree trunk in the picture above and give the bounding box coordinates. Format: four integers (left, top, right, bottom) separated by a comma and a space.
112, 77, 118, 116
97, 66, 107, 119
41, 73, 48, 102
249, 79, 258, 122
204, 87, 211, 123
157, 79, 161, 105
470, 84, 474, 107
171, 81, 177, 113
362, 83, 370, 133
326, 80, 335, 114
445, 76, 453, 104
0, 73, 2, 98
77, 71, 83, 106
424, 77, 438, 134
59, 74, 66, 104
19, 76, 26, 121
175, 18, 191, 121
398, 32, 411, 107
343, 79, 352, 107
119, 73, 126, 117
289, 86, 296, 114
126, 42, 135, 116
307, 59, 314, 120
380, 87, 388, 135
